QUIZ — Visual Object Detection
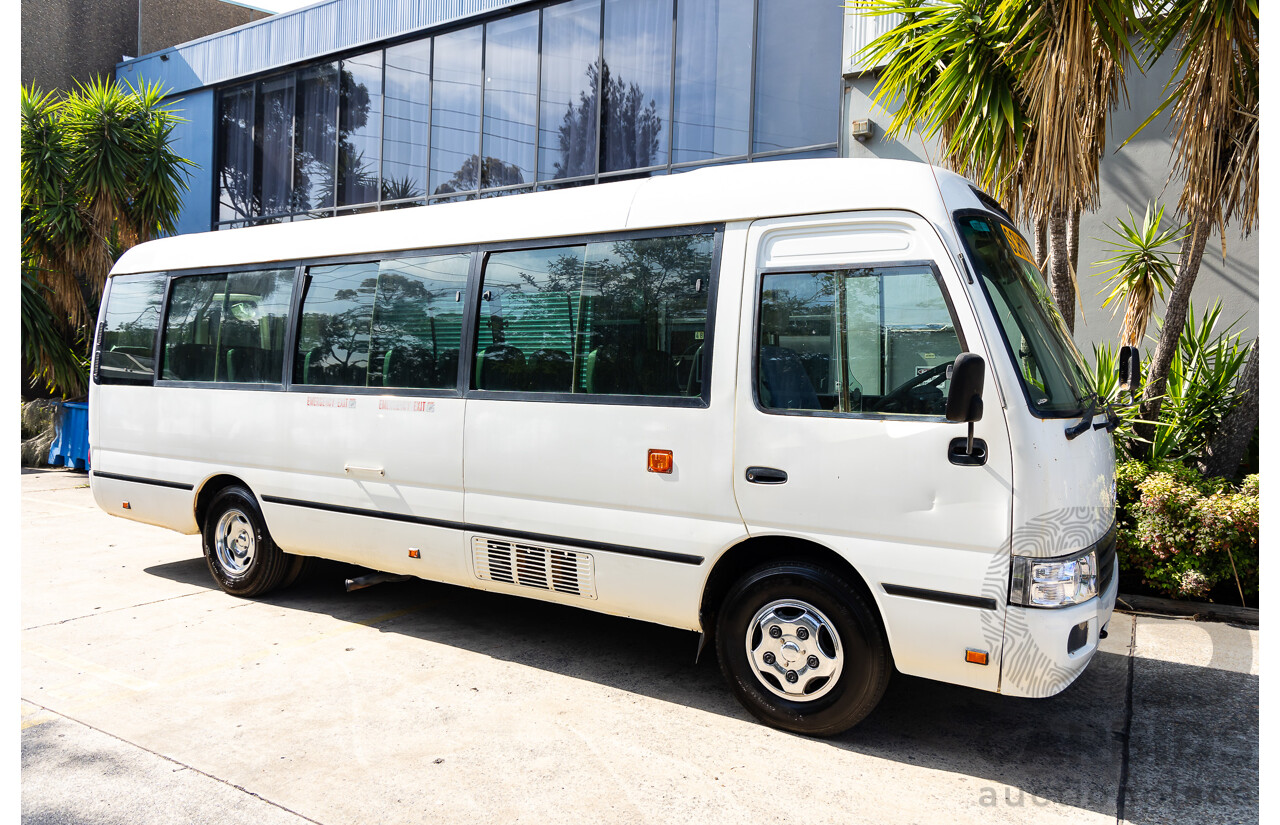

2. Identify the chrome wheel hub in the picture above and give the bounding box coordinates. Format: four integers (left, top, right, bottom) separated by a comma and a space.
745, 599, 843, 702
214, 509, 256, 579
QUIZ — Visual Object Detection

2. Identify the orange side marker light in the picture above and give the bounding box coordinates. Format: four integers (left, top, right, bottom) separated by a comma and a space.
408, 548, 421, 559
965, 649, 989, 666
121, 501, 131, 510
647, 449, 673, 474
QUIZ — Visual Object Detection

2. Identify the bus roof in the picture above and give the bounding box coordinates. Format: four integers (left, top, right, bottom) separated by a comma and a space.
111, 158, 988, 275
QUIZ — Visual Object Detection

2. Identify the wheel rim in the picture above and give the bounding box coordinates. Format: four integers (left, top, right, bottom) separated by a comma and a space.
214, 509, 256, 579
745, 599, 843, 702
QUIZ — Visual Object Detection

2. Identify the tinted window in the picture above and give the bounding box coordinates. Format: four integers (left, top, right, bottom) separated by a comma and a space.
370, 254, 472, 389
753, 0, 841, 153
475, 232, 713, 397
483, 12, 539, 187
163, 269, 294, 383
383, 39, 432, 201
256, 74, 295, 216
217, 84, 255, 222
295, 263, 377, 385
601, 0, 672, 173
757, 266, 961, 416
431, 25, 484, 195
99, 274, 166, 384
294, 62, 339, 212
338, 51, 384, 207
673, 0, 751, 163
540, 0, 601, 180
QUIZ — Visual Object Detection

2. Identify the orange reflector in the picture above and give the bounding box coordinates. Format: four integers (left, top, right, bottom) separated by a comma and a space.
408, 548, 420, 559
965, 649, 988, 666
647, 449, 673, 474
121, 501, 131, 510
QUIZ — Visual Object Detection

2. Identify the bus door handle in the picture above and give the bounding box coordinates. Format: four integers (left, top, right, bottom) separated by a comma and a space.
343, 463, 385, 478
745, 467, 788, 484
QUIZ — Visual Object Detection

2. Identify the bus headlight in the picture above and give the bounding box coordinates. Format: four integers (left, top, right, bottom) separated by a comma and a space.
1010, 550, 1099, 607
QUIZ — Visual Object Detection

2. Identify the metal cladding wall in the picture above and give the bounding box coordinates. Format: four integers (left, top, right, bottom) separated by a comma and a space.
116, 0, 529, 94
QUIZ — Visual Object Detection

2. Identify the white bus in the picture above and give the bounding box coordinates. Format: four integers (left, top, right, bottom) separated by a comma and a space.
89, 159, 1119, 736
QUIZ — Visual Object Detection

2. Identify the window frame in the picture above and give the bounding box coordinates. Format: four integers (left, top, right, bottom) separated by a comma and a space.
750, 259, 969, 422
464, 223, 723, 409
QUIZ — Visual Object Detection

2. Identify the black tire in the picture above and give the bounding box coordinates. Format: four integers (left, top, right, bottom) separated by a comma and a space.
202, 485, 290, 597
280, 553, 316, 588
715, 561, 891, 737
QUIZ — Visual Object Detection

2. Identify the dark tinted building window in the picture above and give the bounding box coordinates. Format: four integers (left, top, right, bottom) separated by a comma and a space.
295, 62, 340, 212
600, 0, 672, 173
752, 0, 842, 153
217, 84, 254, 222
539, 0, 601, 181
338, 51, 384, 207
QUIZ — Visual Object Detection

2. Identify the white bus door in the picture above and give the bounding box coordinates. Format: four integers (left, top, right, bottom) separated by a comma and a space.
731, 215, 1014, 692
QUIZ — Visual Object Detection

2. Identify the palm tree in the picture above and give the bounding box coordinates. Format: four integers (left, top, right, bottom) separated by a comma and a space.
21, 78, 193, 396
856, 0, 1134, 333
1125, 0, 1258, 461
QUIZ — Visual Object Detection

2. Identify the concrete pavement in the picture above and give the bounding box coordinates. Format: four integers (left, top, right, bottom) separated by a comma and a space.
20, 469, 1259, 824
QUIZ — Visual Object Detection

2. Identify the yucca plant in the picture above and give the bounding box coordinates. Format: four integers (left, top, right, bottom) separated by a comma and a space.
1147, 302, 1249, 463
21, 78, 193, 397
1093, 202, 1185, 348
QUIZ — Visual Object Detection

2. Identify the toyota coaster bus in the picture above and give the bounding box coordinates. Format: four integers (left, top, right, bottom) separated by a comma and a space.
89, 159, 1118, 736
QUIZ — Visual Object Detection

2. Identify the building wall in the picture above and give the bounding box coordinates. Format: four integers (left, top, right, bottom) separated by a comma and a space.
21, 0, 267, 92
841, 29, 1258, 355
168, 89, 218, 236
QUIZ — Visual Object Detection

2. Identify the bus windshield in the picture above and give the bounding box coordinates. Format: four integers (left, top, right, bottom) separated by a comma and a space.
955, 213, 1091, 416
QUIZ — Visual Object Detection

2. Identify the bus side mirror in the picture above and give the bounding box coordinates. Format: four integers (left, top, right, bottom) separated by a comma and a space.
1118, 345, 1141, 391
946, 353, 985, 423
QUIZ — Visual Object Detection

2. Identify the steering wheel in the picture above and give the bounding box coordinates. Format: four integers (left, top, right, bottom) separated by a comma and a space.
872, 361, 951, 413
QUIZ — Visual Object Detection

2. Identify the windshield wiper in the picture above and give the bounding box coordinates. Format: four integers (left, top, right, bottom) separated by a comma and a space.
1064, 394, 1099, 440
1065, 393, 1119, 440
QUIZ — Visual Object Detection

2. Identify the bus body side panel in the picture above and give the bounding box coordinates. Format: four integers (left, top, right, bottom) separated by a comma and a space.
730, 212, 1015, 694
244, 389, 469, 584
457, 227, 750, 631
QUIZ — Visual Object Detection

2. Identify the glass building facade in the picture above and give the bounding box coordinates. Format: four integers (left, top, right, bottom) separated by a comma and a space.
214, 0, 842, 229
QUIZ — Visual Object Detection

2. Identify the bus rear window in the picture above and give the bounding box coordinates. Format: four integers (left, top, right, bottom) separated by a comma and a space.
98, 273, 166, 384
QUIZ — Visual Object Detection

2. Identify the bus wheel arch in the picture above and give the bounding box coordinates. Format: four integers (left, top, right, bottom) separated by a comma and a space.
699, 536, 884, 644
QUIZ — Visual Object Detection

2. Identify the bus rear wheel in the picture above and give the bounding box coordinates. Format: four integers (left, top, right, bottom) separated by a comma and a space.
715, 561, 891, 737
202, 485, 290, 597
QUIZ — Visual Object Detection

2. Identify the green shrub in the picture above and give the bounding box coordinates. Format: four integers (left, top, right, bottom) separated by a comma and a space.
1115, 459, 1258, 601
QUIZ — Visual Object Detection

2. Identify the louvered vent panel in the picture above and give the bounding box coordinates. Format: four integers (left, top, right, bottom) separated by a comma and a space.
472, 536, 595, 599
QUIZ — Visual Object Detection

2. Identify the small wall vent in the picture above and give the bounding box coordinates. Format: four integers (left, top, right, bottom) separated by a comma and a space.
472, 536, 596, 599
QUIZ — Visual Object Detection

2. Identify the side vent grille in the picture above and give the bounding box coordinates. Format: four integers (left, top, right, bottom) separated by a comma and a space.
472, 536, 596, 599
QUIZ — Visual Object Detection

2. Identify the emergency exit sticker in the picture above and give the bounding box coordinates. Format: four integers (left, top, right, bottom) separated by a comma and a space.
306, 396, 357, 409
378, 399, 435, 413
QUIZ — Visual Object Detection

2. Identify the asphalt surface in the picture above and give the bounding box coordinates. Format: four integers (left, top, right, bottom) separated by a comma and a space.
20, 468, 1259, 824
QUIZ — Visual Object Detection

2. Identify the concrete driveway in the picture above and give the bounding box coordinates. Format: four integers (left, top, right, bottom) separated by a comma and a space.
21, 469, 1258, 824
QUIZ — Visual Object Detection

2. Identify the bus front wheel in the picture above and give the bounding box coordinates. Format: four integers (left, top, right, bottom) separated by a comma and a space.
202, 485, 290, 597
715, 561, 891, 737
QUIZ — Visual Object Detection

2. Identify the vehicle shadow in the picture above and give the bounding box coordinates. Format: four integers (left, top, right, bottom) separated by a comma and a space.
144, 557, 1257, 824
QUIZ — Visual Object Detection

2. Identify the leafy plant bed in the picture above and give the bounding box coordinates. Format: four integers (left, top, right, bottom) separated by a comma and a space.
1116, 460, 1258, 605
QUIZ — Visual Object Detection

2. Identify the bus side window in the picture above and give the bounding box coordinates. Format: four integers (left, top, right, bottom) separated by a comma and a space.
473, 232, 714, 398
162, 268, 293, 384
757, 265, 961, 416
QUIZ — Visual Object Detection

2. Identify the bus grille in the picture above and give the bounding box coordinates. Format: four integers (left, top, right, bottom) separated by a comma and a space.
472, 536, 596, 599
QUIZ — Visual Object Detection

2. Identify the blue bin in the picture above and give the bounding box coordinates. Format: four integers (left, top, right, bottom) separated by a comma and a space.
48, 401, 90, 470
